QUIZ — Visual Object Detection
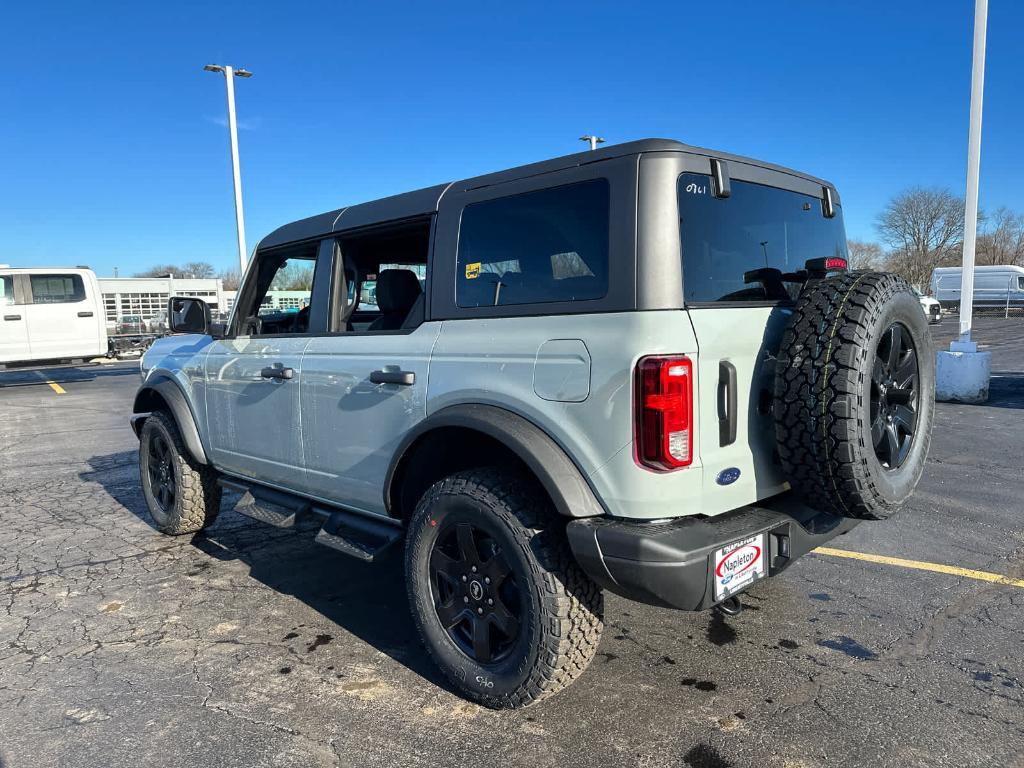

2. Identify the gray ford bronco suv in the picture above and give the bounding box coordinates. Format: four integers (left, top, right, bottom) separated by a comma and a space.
132, 139, 934, 708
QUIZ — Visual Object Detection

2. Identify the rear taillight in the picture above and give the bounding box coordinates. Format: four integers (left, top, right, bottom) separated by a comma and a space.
635, 355, 693, 471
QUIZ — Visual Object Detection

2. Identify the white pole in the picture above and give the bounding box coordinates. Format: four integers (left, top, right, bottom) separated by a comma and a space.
223, 66, 248, 274
957, 0, 988, 344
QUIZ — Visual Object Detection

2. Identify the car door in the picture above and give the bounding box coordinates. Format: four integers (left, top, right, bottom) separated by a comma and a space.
205, 335, 311, 487
0, 273, 31, 363
23, 272, 101, 359
301, 326, 439, 514
204, 241, 327, 491
677, 169, 848, 508
688, 306, 790, 504
299, 223, 437, 516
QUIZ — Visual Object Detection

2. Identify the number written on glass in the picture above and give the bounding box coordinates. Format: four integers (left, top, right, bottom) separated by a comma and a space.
685, 182, 708, 195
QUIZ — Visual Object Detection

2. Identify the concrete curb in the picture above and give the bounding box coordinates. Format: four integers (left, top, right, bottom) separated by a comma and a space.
936, 349, 992, 403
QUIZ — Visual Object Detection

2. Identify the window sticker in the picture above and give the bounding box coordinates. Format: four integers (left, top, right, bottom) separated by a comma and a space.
465, 262, 481, 280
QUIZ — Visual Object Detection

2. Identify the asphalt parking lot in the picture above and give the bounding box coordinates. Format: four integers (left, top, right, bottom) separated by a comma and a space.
2, 317, 1023, 768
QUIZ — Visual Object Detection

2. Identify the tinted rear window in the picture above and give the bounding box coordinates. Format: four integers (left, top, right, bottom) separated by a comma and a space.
30, 274, 86, 304
679, 173, 848, 303
456, 180, 610, 308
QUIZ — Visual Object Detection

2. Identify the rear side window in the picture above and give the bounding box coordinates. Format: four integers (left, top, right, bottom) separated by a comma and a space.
0, 275, 13, 306
30, 274, 86, 304
679, 173, 848, 303
456, 179, 610, 308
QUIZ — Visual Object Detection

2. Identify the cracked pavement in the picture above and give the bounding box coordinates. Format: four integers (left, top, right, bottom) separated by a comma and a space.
2, 318, 1023, 768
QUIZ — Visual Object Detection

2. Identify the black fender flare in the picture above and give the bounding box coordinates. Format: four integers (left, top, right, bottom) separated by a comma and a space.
384, 403, 606, 519
131, 376, 209, 465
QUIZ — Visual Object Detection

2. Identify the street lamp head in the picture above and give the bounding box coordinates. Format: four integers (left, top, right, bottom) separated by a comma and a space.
234, 68, 253, 78
204, 64, 225, 73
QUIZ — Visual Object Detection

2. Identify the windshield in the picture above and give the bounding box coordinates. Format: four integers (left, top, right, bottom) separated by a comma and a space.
679, 173, 848, 303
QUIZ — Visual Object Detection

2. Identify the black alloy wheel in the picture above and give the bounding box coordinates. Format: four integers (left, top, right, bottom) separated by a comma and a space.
147, 431, 177, 512
870, 322, 919, 470
429, 521, 522, 665
405, 468, 604, 707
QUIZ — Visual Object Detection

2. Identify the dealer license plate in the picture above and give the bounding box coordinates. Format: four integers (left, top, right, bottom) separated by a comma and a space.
713, 534, 766, 602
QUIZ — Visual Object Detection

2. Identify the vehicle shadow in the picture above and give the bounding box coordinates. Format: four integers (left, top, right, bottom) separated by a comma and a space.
79, 451, 452, 695
986, 373, 1024, 410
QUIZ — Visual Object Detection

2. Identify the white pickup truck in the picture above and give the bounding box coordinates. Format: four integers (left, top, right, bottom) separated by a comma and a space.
0, 266, 108, 366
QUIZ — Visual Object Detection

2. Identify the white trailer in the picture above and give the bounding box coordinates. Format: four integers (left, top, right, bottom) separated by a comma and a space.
0, 266, 109, 365
930, 265, 1024, 311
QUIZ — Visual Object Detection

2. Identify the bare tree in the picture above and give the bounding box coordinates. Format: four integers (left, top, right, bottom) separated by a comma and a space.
134, 264, 182, 278
182, 261, 215, 279
134, 262, 216, 279
219, 269, 242, 291
846, 240, 885, 271
977, 207, 1024, 266
270, 262, 314, 291
876, 187, 965, 288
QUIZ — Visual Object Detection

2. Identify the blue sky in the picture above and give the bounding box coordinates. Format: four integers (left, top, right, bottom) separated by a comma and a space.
2, 1, 1021, 277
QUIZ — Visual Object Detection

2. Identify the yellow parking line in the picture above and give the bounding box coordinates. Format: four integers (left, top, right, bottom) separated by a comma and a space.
815, 546, 1024, 588
46, 381, 66, 395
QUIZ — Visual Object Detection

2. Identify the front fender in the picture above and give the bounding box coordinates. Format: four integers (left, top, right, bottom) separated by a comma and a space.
132, 376, 208, 465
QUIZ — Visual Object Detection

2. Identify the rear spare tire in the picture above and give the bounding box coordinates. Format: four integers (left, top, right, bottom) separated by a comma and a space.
774, 272, 934, 520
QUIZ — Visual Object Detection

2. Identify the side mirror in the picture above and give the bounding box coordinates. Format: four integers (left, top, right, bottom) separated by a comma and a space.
169, 297, 210, 335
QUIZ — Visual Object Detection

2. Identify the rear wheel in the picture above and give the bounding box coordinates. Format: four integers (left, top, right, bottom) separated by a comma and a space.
139, 411, 221, 534
405, 468, 603, 708
774, 272, 935, 520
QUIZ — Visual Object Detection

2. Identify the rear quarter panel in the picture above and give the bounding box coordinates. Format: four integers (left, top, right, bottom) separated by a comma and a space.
428, 311, 710, 519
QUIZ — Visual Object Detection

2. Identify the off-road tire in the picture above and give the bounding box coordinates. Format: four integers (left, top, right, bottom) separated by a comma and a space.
405, 468, 603, 708
139, 410, 222, 534
774, 272, 934, 520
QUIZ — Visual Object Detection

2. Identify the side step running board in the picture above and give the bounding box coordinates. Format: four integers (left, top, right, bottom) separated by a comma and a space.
314, 509, 402, 563
218, 477, 402, 562
220, 479, 309, 528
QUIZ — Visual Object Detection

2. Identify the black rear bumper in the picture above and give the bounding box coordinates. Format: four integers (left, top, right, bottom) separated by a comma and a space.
566, 493, 858, 611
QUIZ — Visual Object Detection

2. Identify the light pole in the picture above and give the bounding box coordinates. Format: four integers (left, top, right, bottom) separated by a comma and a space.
579, 135, 605, 151
204, 64, 252, 273
957, 0, 987, 344
935, 0, 991, 403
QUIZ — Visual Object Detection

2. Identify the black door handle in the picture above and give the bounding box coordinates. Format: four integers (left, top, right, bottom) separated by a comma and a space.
260, 366, 294, 380
78, 311, 94, 318
718, 360, 738, 447
370, 369, 415, 386
3, 314, 21, 321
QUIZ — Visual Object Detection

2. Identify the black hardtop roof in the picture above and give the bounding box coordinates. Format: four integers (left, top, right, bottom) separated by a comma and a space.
260, 138, 834, 249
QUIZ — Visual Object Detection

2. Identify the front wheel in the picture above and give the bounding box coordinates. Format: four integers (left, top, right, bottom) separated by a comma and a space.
405, 468, 603, 709
139, 411, 221, 534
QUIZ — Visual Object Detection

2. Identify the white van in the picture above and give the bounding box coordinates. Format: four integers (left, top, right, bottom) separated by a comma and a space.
0, 266, 108, 365
931, 265, 1024, 310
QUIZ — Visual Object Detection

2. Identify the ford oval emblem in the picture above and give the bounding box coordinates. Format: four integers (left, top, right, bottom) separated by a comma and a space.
716, 467, 741, 486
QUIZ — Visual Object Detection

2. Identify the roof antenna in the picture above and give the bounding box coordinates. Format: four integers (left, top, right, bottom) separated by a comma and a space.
579, 135, 605, 151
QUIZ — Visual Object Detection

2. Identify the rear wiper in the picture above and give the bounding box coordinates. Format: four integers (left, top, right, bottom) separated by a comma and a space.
743, 268, 791, 300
